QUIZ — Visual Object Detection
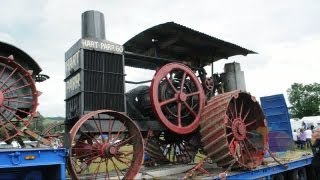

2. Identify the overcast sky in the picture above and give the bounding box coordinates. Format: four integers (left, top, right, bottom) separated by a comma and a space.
0, 0, 319, 117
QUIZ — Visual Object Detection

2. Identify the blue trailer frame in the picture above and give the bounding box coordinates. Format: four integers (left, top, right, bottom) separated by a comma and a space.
0, 148, 67, 180
195, 154, 312, 179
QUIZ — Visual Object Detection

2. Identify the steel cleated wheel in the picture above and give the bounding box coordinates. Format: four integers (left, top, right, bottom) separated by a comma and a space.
200, 90, 268, 169
0, 55, 39, 142
68, 110, 144, 179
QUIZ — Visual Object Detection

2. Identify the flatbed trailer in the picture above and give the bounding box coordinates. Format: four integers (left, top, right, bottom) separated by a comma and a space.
0, 148, 67, 180
138, 151, 313, 180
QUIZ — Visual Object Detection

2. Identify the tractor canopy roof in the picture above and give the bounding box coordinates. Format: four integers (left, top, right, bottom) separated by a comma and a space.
124, 22, 256, 70
0, 41, 42, 75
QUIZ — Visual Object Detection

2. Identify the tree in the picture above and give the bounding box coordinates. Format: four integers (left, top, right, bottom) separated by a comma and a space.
287, 83, 320, 118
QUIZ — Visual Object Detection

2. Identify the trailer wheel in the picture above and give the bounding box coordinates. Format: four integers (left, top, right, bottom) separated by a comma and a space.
288, 168, 307, 180
68, 110, 144, 180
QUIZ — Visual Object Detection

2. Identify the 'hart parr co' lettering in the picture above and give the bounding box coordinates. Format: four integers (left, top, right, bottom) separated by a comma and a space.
81, 39, 124, 53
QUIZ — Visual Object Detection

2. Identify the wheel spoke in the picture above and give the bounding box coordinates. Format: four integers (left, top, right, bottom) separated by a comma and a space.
93, 119, 104, 143
110, 157, 124, 179
3, 104, 32, 117
182, 101, 197, 117
118, 150, 134, 158
73, 151, 99, 159
0, 66, 7, 80
246, 131, 257, 136
4, 99, 33, 104
186, 91, 200, 97
0, 112, 20, 133
165, 76, 178, 93
245, 120, 256, 127
1, 75, 24, 92
78, 129, 100, 145
160, 97, 177, 106
4, 83, 32, 94
226, 117, 233, 125
229, 137, 235, 148
243, 109, 251, 122
94, 158, 103, 179
226, 132, 233, 137
117, 134, 135, 147
0, 68, 17, 89
239, 100, 244, 119
2, 105, 26, 121
113, 122, 126, 142
180, 72, 187, 92
114, 155, 131, 167
2, 93, 33, 100
108, 120, 115, 143
104, 158, 110, 179
234, 98, 238, 118
228, 106, 235, 119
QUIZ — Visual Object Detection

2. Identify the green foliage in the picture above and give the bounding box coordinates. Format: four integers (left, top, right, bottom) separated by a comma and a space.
287, 83, 320, 118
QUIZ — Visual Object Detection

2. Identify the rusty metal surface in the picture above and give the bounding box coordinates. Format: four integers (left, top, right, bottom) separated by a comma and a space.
0, 41, 42, 75
37, 122, 65, 148
200, 91, 268, 169
150, 63, 205, 134
124, 22, 256, 70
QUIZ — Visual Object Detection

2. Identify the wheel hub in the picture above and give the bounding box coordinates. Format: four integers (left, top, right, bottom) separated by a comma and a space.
232, 118, 246, 141
176, 92, 187, 102
101, 142, 119, 157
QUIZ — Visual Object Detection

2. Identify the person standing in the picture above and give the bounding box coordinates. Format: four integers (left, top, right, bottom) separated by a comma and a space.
311, 129, 320, 179
292, 129, 298, 148
299, 129, 307, 149
306, 127, 313, 148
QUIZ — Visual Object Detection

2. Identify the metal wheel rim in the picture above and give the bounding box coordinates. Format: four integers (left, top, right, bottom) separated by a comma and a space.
68, 110, 144, 179
150, 63, 205, 134
0, 55, 38, 142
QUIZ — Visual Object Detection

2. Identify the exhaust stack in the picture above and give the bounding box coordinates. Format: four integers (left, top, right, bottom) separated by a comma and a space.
81, 10, 106, 40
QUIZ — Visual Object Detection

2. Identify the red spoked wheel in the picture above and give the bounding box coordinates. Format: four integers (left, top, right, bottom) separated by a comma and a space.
150, 63, 205, 134
200, 91, 268, 169
37, 122, 65, 148
68, 110, 144, 180
0, 55, 38, 142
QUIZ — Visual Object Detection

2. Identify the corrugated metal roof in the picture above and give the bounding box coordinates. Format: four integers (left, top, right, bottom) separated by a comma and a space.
124, 22, 256, 69
0, 41, 42, 75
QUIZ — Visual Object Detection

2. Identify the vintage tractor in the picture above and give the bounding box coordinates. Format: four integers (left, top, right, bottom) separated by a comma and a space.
0, 10, 268, 179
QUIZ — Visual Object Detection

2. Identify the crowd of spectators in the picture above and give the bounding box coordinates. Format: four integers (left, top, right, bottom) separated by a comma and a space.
292, 125, 314, 149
